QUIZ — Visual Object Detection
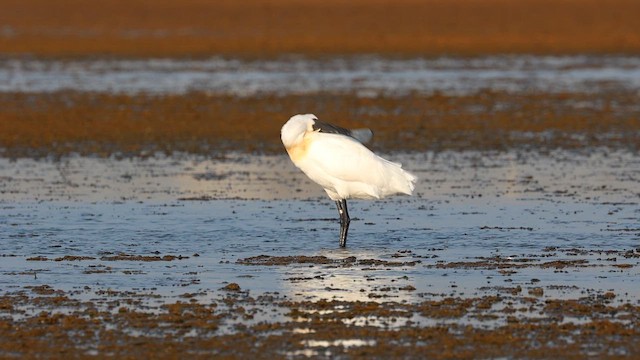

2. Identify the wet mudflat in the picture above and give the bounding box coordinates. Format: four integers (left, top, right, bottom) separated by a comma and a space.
1, 149, 639, 358
3, 0, 640, 355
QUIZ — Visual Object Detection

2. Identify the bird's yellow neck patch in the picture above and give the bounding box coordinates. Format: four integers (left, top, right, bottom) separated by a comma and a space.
285, 132, 313, 163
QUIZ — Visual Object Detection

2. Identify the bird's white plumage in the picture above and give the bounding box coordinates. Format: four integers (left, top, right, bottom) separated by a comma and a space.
281, 114, 417, 201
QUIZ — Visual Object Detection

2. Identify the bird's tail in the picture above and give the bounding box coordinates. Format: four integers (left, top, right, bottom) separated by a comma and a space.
379, 159, 417, 197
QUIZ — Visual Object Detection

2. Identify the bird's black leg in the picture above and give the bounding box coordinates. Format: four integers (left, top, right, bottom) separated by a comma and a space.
335, 199, 351, 247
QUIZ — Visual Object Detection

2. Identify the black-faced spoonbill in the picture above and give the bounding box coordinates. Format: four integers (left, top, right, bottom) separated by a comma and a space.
281, 114, 417, 247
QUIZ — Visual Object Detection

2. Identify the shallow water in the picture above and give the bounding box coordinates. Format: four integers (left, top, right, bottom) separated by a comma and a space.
1, 150, 639, 314
2, 55, 640, 96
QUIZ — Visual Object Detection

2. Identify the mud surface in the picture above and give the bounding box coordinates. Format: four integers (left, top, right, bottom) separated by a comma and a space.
1, 283, 639, 358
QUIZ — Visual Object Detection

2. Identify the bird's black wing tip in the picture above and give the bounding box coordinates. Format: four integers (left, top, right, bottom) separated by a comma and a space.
312, 119, 353, 137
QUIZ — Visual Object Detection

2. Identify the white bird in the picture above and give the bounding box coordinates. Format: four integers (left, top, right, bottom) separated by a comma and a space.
281, 114, 417, 247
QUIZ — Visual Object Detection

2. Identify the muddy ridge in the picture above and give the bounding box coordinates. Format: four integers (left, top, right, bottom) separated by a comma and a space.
1, 91, 638, 158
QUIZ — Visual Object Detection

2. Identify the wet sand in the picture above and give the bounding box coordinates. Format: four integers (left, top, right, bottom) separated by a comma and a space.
2, 0, 640, 57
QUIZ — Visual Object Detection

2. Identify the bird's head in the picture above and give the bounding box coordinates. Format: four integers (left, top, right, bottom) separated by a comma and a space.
281, 114, 317, 148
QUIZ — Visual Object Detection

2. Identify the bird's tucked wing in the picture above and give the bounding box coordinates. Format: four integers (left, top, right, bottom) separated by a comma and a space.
296, 131, 415, 200
303, 132, 384, 183
312, 120, 373, 144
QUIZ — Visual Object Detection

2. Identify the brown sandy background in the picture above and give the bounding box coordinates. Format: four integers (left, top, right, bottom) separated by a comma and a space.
2, 0, 640, 58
